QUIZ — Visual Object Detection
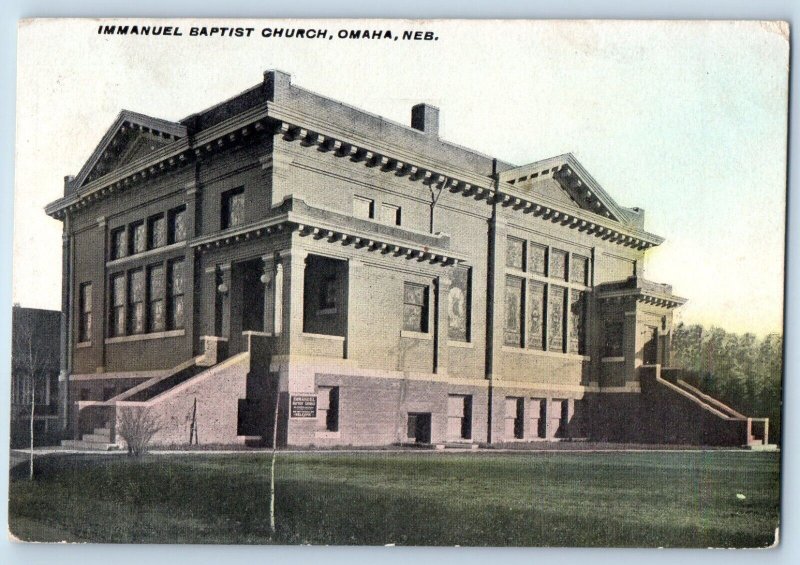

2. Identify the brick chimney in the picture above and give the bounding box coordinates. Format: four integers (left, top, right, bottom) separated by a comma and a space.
411, 103, 439, 137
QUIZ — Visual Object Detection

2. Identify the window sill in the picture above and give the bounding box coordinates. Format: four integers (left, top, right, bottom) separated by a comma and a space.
401, 330, 432, 340
105, 329, 185, 344
106, 241, 185, 268
76, 341, 92, 349
501, 346, 590, 361
601, 356, 626, 363
448, 340, 474, 348
300, 332, 345, 341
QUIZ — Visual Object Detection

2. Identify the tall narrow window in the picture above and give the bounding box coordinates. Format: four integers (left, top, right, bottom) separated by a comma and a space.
318, 386, 340, 432
147, 264, 165, 332
403, 282, 429, 333
380, 203, 401, 226
448, 266, 471, 342
506, 237, 526, 270
527, 281, 546, 350
221, 187, 245, 230
110, 273, 125, 337
111, 227, 127, 260
569, 290, 587, 354
128, 269, 145, 334
550, 249, 567, 280
548, 285, 567, 352
130, 221, 146, 255
529, 243, 547, 276
504, 276, 524, 347
148, 214, 167, 250
168, 206, 187, 243
353, 196, 375, 220
167, 258, 185, 330
78, 282, 92, 343
570, 255, 589, 285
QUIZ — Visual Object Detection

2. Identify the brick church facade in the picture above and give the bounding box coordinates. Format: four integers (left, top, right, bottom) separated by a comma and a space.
45, 70, 768, 448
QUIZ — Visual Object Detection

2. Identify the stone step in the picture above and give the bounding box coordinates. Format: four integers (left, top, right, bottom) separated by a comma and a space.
93, 428, 112, 437
61, 439, 119, 451
82, 433, 114, 443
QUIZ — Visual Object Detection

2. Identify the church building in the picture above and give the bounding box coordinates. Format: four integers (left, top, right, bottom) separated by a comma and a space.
45, 70, 768, 448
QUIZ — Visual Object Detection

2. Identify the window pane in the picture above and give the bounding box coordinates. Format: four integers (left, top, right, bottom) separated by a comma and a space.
550, 249, 567, 280
112, 229, 127, 260
148, 265, 164, 297
604, 321, 624, 357
448, 267, 470, 342
130, 270, 144, 302
149, 216, 166, 249
82, 283, 92, 313
404, 283, 425, 307
530, 244, 547, 276
112, 275, 125, 306
548, 285, 566, 351
403, 304, 423, 332
131, 223, 146, 254
504, 276, 523, 347
169, 207, 187, 243
569, 290, 586, 354
170, 260, 185, 295
527, 281, 545, 350
506, 237, 525, 270
230, 191, 245, 227
570, 255, 588, 285
172, 296, 184, 329
149, 300, 165, 332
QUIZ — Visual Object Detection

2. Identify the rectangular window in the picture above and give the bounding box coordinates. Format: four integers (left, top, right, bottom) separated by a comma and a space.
403, 282, 429, 333
448, 266, 471, 342
148, 214, 167, 250
550, 249, 567, 280
110, 273, 125, 337
447, 394, 472, 440
529, 243, 547, 276
527, 281, 546, 351
354, 196, 375, 219
78, 282, 92, 343
318, 386, 340, 432
506, 236, 526, 270
167, 258, 185, 330
319, 276, 337, 311
147, 264, 165, 333
569, 290, 587, 354
570, 255, 589, 285
548, 285, 567, 352
127, 269, 145, 334
168, 206, 187, 243
111, 227, 127, 260
130, 221, 146, 255
380, 203, 402, 226
221, 187, 245, 230
505, 397, 524, 440
603, 321, 624, 357
504, 276, 524, 347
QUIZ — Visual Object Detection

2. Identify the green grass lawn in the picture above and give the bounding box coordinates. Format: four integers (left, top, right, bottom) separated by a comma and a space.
8, 450, 780, 547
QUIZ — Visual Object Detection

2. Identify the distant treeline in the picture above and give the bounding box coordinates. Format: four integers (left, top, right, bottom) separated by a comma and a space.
671, 324, 783, 443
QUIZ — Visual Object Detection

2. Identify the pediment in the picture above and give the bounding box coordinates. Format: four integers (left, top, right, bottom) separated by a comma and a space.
73, 111, 187, 188
500, 154, 640, 226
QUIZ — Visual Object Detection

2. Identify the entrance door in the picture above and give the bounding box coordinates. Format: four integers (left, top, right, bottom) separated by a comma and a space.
407, 413, 432, 444
643, 326, 658, 365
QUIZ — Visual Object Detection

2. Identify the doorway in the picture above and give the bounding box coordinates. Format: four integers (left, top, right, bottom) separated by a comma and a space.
229, 259, 266, 354
407, 412, 432, 444
643, 326, 658, 365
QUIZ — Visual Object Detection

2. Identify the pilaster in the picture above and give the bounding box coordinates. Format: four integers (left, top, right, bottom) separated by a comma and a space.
434, 275, 451, 375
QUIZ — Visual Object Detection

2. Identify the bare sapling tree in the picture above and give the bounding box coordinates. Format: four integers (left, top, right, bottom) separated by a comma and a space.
270, 392, 281, 537
13, 312, 48, 480
117, 407, 161, 456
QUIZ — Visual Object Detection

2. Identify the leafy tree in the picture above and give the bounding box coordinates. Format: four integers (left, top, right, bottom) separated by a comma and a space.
671, 323, 783, 443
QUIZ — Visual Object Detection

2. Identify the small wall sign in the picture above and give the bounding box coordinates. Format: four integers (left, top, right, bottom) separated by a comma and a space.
290, 395, 317, 418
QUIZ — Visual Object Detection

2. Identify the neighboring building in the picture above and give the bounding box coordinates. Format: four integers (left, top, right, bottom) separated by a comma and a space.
10, 306, 61, 447
44, 70, 768, 448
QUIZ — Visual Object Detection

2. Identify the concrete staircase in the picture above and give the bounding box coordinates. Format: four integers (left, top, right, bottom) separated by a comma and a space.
61, 427, 119, 451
